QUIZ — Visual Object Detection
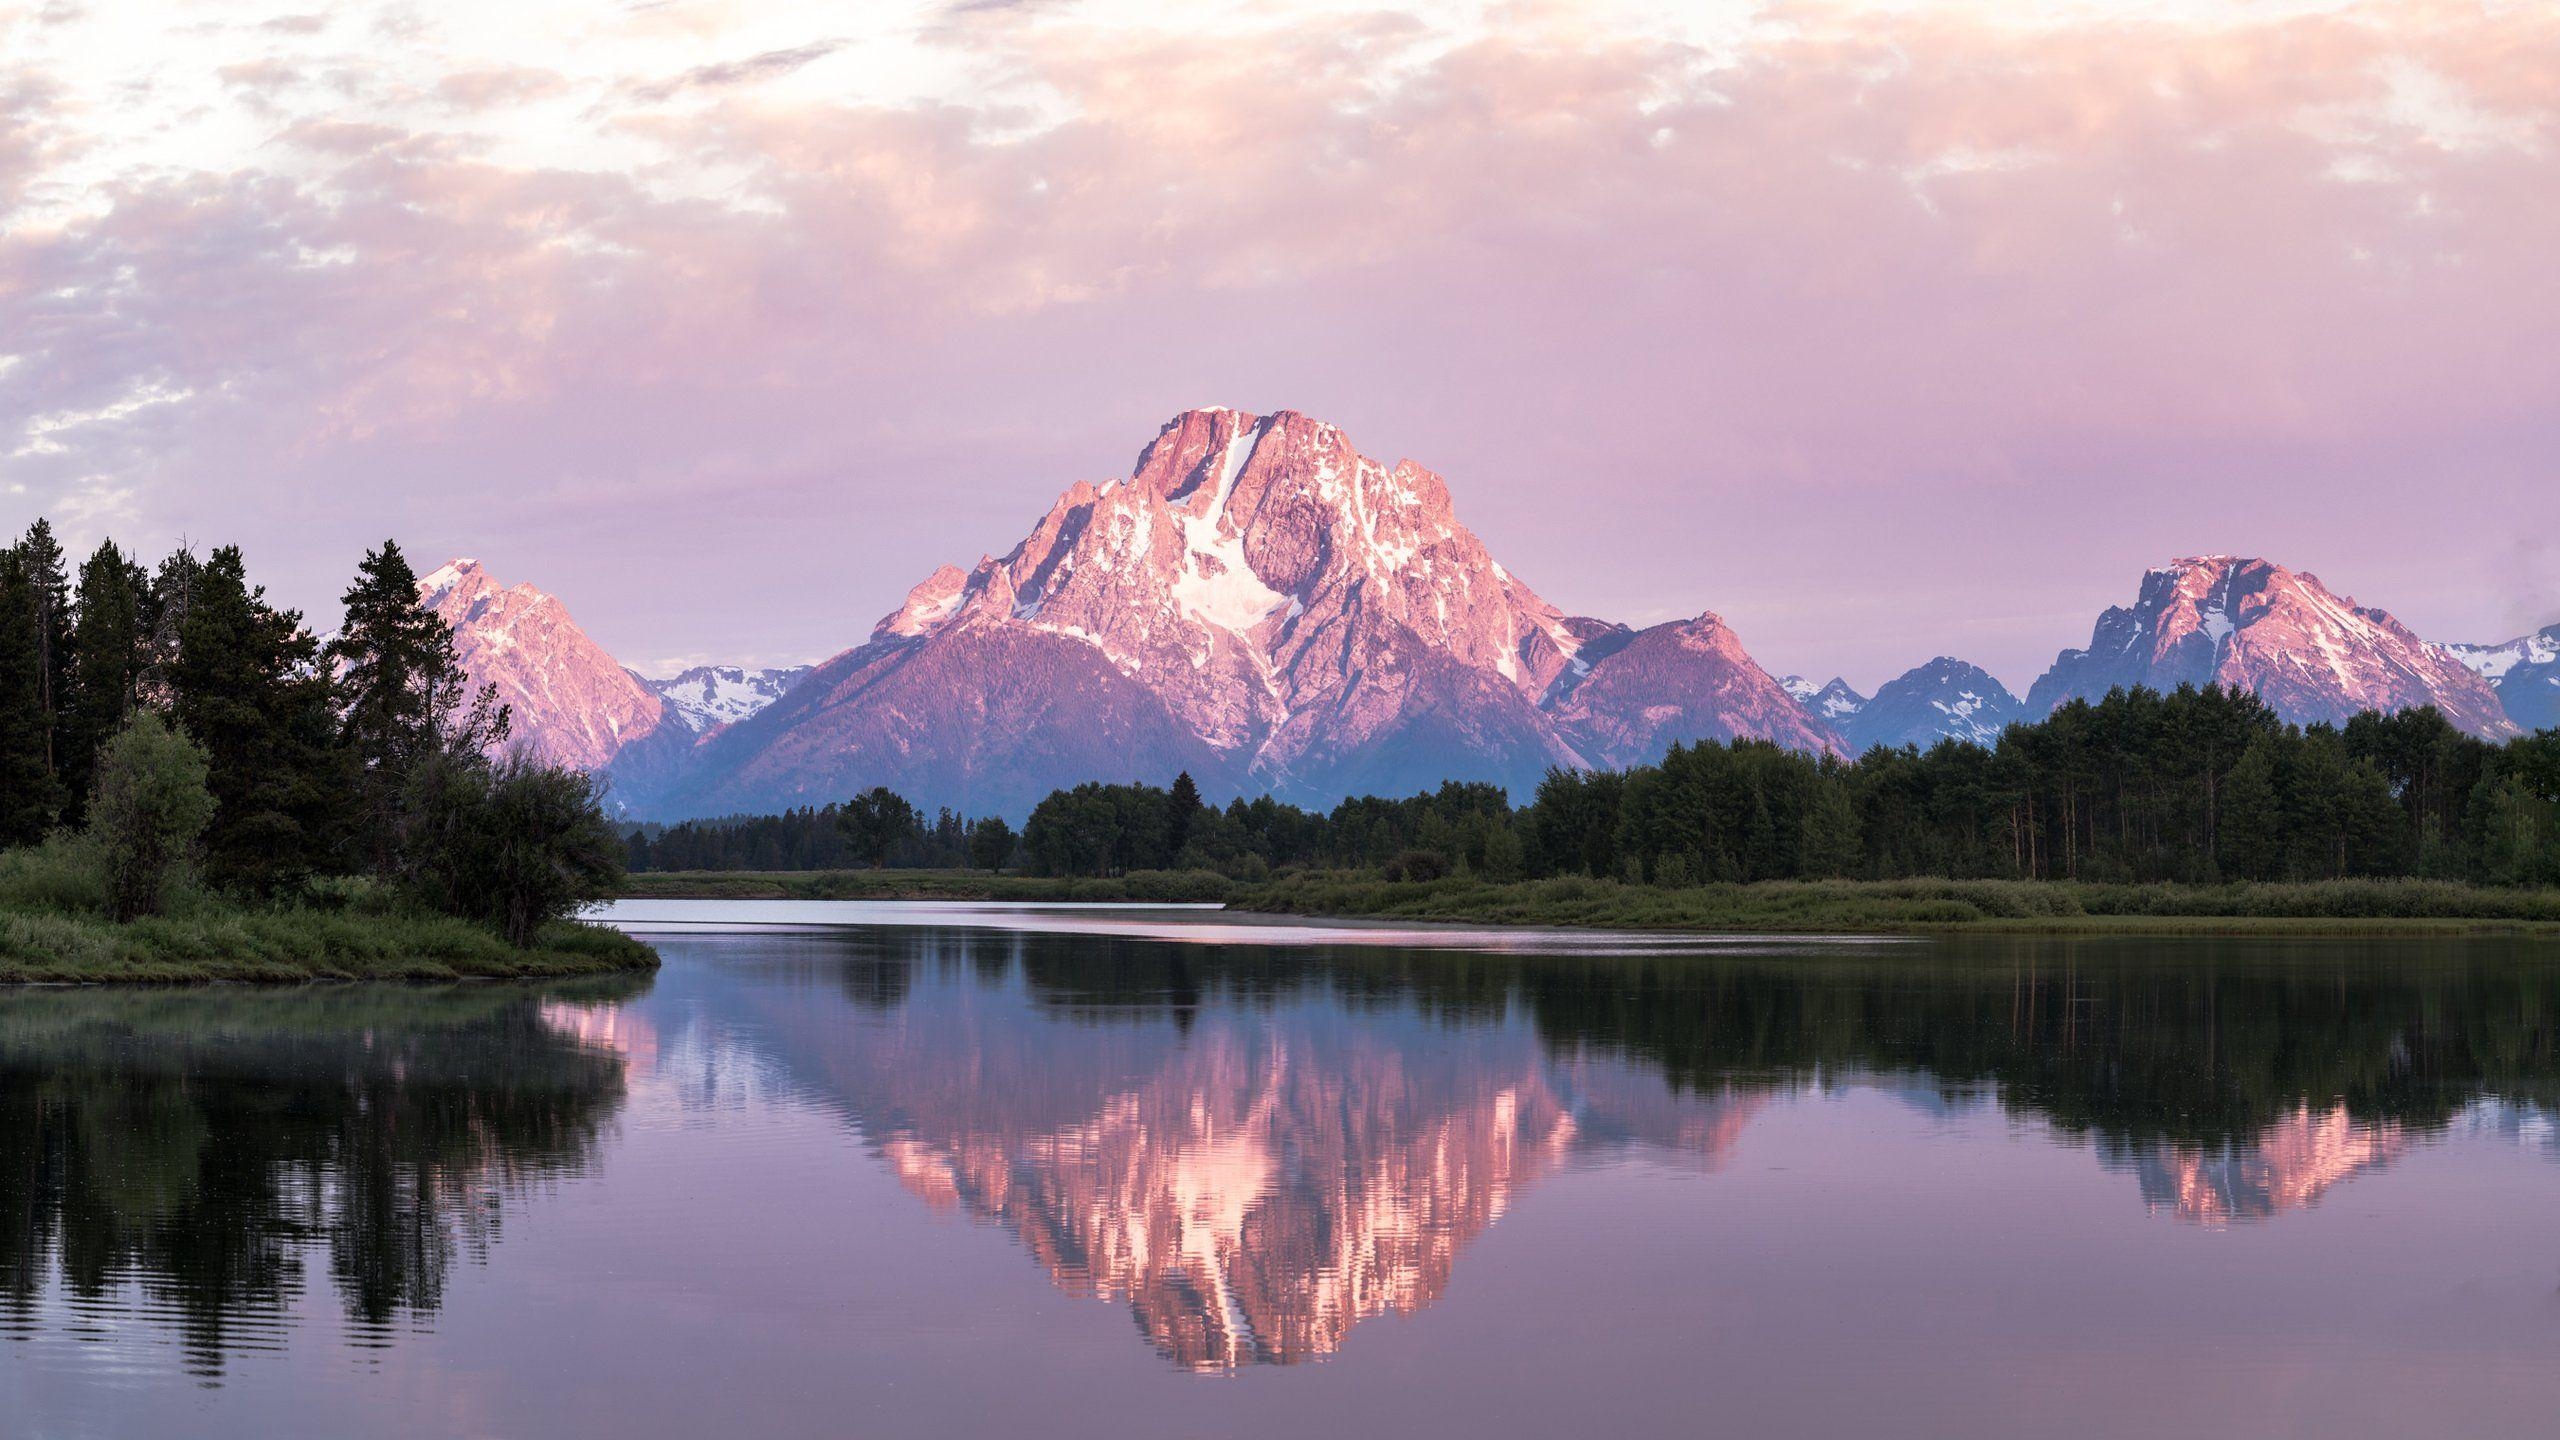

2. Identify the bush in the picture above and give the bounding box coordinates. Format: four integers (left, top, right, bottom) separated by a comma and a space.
0, 834, 109, 914
403, 752, 626, 947
1382, 850, 1452, 883
84, 711, 218, 921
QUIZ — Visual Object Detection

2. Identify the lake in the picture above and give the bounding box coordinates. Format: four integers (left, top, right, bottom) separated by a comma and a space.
6, 901, 2560, 1438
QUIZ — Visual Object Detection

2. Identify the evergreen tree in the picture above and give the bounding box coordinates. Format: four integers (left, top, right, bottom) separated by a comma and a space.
0, 553, 63, 845
1166, 770, 1203, 860
331, 540, 505, 872
139, 545, 201, 707
14, 519, 72, 780
170, 547, 347, 894
2215, 736, 2286, 881
59, 539, 150, 818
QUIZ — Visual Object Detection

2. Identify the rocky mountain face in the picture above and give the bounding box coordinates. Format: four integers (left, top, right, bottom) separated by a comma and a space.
419, 559, 679, 772
2025, 556, 2516, 740
1836, 658, 2021, 752
645, 664, 812, 733
638, 409, 1827, 817
2445, 622, 2560, 732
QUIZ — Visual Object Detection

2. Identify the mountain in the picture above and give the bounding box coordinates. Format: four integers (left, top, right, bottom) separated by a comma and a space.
1548, 613, 1840, 767
1780, 675, 1868, 726
2025, 556, 2516, 740
2444, 622, 2560, 732
419, 559, 682, 771
1837, 658, 2020, 752
645, 664, 812, 733
649, 409, 1825, 817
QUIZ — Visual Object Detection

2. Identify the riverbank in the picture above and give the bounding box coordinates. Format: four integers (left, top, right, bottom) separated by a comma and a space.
619, 868, 1236, 903
0, 904, 659, 984
1231, 874, 2560, 936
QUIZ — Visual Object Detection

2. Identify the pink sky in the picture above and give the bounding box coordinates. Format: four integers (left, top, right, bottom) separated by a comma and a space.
3, 0, 2556, 691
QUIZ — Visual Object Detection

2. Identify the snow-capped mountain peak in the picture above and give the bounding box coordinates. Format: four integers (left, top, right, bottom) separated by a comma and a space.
2443, 620, 2560, 732
646, 664, 813, 733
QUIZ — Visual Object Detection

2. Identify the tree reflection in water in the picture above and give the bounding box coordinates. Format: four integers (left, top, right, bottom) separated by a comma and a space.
0, 980, 640, 1377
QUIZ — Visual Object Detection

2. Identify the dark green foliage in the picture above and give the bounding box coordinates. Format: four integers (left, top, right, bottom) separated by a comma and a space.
400, 753, 627, 947
60, 540, 151, 818
331, 540, 509, 874
0, 552, 63, 844
168, 547, 348, 895
837, 786, 923, 868
967, 815, 1018, 871
14, 519, 73, 779
83, 711, 216, 921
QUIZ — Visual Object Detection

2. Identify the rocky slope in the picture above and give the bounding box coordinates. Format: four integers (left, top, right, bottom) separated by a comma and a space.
420, 559, 679, 772
2026, 556, 2516, 739
2445, 622, 2560, 732
1836, 658, 2021, 752
645, 409, 1825, 816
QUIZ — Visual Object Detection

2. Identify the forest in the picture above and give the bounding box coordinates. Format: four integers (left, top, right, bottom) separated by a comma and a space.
630, 683, 2560, 889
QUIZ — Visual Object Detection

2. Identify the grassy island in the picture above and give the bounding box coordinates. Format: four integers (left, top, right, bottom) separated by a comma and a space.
0, 902, 655, 984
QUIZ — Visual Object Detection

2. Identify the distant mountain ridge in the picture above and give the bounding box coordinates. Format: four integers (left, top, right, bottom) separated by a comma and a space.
2025, 556, 2513, 740
2444, 622, 2560, 732
420, 427, 2533, 819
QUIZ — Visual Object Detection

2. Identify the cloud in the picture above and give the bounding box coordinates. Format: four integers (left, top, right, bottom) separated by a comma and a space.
0, 0, 2554, 683
623, 39, 847, 104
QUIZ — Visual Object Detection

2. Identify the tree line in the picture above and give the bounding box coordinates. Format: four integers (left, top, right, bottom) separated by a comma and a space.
631, 683, 2560, 887
0, 519, 622, 941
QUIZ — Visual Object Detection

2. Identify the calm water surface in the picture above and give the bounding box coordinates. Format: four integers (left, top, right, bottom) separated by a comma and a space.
6, 901, 2560, 1438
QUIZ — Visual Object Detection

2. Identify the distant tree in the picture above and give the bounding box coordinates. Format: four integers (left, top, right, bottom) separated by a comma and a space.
837, 786, 921, 868
0, 551, 63, 845
1166, 771, 1204, 858
84, 711, 217, 921
138, 545, 201, 706
968, 815, 1018, 872
1800, 774, 1862, 879
60, 539, 151, 818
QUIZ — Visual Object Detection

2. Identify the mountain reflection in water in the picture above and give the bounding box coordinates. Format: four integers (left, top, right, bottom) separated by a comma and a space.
651, 926, 2560, 1370
7, 917, 2560, 1405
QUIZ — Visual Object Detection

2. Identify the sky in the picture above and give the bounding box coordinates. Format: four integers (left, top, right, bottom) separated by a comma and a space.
2, 0, 2556, 692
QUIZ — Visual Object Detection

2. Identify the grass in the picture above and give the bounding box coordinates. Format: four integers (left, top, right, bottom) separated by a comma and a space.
0, 836, 658, 985
0, 907, 657, 984
619, 867, 1236, 903
1230, 873, 2560, 937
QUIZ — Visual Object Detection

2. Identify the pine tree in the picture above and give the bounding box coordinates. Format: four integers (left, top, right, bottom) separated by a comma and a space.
60, 539, 150, 819
14, 519, 73, 780
331, 540, 502, 873
2216, 735, 2286, 881
0, 552, 63, 845
1166, 770, 1203, 861
139, 545, 201, 707
170, 547, 347, 894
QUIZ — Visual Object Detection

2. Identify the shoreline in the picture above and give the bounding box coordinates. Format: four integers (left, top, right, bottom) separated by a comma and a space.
613, 870, 2560, 939
0, 907, 660, 986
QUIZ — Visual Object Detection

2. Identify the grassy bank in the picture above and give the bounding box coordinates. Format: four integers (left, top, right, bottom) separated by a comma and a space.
619, 867, 1236, 903
0, 905, 657, 984
1231, 873, 2560, 936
